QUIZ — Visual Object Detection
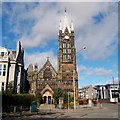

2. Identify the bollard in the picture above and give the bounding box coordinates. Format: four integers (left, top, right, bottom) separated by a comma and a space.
14, 106, 16, 113
30, 106, 31, 111
20, 106, 22, 111
100, 103, 102, 107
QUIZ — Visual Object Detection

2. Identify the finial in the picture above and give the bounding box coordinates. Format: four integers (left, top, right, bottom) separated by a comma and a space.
47, 56, 49, 60
59, 20, 62, 30
65, 8, 67, 15
71, 20, 74, 31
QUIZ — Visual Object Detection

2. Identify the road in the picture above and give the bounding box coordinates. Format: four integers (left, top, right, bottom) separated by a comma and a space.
2, 103, 119, 120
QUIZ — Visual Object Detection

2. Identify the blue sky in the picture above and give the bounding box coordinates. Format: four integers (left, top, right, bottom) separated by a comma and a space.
1, 2, 118, 88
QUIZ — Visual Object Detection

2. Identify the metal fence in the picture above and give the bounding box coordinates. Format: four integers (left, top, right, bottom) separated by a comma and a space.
2, 105, 30, 113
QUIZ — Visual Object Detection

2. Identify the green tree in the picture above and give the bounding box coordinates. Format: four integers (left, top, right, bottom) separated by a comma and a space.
53, 88, 68, 104
35, 92, 42, 105
4, 81, 17, 94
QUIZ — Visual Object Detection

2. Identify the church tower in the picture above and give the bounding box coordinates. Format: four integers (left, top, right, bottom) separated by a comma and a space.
57, 9, 78, 95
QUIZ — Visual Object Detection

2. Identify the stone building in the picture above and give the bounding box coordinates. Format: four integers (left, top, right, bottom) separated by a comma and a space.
0, 40, 25, 93
78, 85, 97, 99
28, 10, 78, 104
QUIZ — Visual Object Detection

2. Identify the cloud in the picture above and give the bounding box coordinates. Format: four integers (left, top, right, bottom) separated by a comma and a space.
78, 64, 114, 76
2, 2, 118, 60
105, 77, 119, 84
24, 50, 57, 71
75, 3, 118, 60
94, 68, 113, 76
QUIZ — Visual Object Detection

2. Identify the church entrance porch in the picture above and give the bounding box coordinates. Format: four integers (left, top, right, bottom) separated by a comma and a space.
41, 85, 54, 104
42, 92, 53, 104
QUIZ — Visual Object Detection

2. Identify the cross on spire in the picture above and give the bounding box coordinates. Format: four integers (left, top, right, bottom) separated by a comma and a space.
65, 8, 67, 15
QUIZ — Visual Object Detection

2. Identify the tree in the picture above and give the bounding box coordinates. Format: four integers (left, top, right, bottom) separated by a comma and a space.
53, 88, 68, 104
35, 92, 42, 105
5, 81, 17, 94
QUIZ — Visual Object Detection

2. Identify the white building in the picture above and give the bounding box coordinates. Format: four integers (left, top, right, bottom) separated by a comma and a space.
94, 84, 119, 102
0, 40, 25, 93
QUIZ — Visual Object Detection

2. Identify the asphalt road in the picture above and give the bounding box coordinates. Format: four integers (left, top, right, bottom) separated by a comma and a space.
2, 103, 119, 120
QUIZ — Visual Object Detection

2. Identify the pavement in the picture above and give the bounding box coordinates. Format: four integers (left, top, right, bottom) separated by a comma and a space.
2, 103, 119, 120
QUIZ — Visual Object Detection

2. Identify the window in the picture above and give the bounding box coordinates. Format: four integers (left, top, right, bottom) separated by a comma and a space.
63, 49, 66, 53
63, 43, 66, 48
0, 65, 2, 76
63, 55, 66, 59
2, 82, 4, 86
2, 86, 4, 91
3, 65, 6, 76
68, 55, 71, 60
68, 49, 71, 53
1, 52, 4, 56
67, 43, 71, 48
2, 82, 4, 91
43, 67, 52, 80
5, 52, 8, 56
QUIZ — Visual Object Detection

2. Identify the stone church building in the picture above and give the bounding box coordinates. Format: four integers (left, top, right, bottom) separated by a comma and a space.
28, 10, 78, 104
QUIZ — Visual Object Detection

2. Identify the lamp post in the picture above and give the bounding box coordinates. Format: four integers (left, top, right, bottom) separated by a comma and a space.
35, 72, 38, 94
73, 46, 86, 109
68, 92, 70, 109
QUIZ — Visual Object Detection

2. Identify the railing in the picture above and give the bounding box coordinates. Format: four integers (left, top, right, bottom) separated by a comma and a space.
2, 105, 30, 113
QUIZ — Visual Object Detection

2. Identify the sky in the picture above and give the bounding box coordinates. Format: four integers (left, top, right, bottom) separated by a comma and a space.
1, 1, 119, 88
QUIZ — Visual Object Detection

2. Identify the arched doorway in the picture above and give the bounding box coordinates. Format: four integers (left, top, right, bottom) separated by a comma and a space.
41, 85, 54, 104
43, 96, 47, 103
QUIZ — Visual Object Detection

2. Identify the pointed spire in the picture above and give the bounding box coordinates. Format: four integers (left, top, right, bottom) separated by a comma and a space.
28, 64, 33, 71
47, 56, 49, 61
59, 20, 62, 30
16, 40, 21, 58
62, 8, 71, 33
35, 63, 38, 72
65, 8, 67, 15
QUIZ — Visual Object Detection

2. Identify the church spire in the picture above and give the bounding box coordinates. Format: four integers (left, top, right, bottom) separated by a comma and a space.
62, 8, 71, 33
59, 9, 74, 33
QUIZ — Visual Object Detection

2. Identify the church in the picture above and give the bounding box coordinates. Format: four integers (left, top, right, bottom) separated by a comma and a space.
27, 10, 78, 104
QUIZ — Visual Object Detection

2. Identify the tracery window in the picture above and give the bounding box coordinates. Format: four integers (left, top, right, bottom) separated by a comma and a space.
43, 67, 52, 80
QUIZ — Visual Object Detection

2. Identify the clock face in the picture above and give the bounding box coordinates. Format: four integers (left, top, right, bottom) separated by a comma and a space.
64, 35, 69, 39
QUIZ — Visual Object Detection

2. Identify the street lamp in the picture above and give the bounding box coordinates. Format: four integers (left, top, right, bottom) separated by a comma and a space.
68, 92, 70, 109
73, 46, 86, 109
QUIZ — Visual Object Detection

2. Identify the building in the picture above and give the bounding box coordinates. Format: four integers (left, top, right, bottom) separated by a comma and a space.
94, 83, 119, 102
0, 40, 25, 93
78, 85, 97, 99
28, 10, 78, 104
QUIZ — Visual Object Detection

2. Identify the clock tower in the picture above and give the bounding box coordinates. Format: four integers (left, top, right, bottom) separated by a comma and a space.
57, 10, 78, 95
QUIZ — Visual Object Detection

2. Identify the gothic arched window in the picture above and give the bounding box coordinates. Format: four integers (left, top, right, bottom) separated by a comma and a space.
43, 67, 52, 80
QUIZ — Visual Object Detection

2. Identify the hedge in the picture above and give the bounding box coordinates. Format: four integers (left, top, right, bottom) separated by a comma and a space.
2, 94, 36, 106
